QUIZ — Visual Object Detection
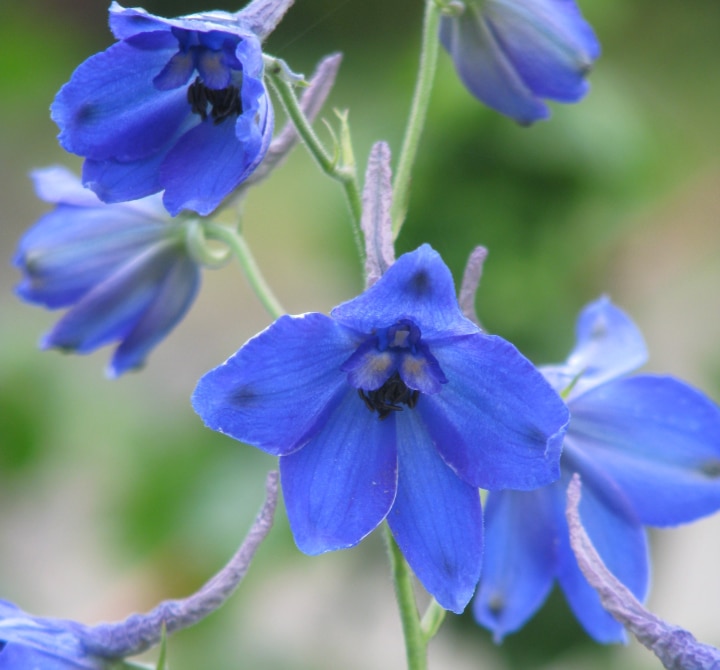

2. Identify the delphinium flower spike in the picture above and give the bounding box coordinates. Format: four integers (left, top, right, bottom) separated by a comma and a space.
14, 167, 203, 378
440, 0, 600, 124
51, 0, 293, 216
0, 472, 278, 668
192, 244, 569, 613
567, 475, 720, 670
473, 297, 720, 642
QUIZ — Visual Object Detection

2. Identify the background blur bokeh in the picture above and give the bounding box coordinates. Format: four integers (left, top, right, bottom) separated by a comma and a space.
1, 0, 719, 668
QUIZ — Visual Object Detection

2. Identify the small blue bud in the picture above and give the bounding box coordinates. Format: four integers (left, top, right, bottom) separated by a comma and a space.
440, 0, 600, 124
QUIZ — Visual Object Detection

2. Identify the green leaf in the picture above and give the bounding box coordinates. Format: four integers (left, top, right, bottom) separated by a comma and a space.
154, 625, 168, 670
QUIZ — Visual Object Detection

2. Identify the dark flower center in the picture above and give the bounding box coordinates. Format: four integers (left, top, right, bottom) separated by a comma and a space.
341, 318, 447, 421
187, 76, 243, 124
358, 372, 420, 420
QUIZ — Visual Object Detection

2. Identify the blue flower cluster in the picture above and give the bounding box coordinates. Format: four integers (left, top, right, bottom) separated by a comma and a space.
9, 0, 720, 665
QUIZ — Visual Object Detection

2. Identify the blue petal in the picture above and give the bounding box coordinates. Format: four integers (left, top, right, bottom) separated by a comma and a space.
419, 333, 568, 489
108, 254, 200, 377
280, 390, 397, 554
0, 602, 100, 669
387, 410, 482, 613
153, 50, 195, 90
109, 2, 175, 39
484, 0, 599, 102
0, 644, 99, 670
52, 41, 190, 163
341, 339, 396, 390
31, 166, 102, 207
110, 3, 252, 42
473, 488, 559, 641
192, 314, 360, 456
14, 208, 168, 308
542, 296, 648, 398
159, 91, 272, 216
558, 454, 649, 643
569, 375, 720, 526
399, 342, 447, 394
331, 245, 479, 339
83, 152, 165, 204
440, 8, 549, 124
40, 242, 181, 354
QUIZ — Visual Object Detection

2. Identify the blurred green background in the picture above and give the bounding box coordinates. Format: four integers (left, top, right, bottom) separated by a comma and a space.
1, 0, 719, 668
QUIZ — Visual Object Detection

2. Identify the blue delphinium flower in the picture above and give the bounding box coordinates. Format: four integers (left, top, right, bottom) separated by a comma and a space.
473, 297, 720, 642
14, 166, 201, 378
439, 0, 600, 124
51, 0, 282, 216
192, 244, 569, 612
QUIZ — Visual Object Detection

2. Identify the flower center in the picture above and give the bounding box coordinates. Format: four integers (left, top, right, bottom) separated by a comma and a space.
187, 76, 243, 124
341, 319, 448, 421
358, 372, 420, 420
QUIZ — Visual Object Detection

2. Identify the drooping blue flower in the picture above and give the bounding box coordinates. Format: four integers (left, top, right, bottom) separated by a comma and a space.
192, 244, 569, 612
51, 0, 283, 216
439, 0, 600, 124
14, 166, 201, 378
473, 297, 720, 642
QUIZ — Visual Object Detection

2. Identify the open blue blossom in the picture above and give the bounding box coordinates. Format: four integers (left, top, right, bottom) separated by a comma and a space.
439, 0, 600, 124
14, 166, 201, 378
192, 244, 569, 612
473, 297, 720, 642
51, 1, 278, 216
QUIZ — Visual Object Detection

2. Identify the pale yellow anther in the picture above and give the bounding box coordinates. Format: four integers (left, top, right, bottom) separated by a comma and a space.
402, 355, 426, 377
370, 351, 393, 373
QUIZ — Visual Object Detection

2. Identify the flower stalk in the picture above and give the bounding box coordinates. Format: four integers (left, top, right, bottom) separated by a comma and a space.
385, 526, 429, 670
265, 58, 363, 240
390, 0, 443, 238
203, 221, 285, 319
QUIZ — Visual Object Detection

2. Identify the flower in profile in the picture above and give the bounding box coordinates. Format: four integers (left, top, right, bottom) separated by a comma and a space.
192, 244, 569, 612
439, 0, 600, 124
473, 297, 720, 642
51, 0, 290, 216
14, 166, 201, 378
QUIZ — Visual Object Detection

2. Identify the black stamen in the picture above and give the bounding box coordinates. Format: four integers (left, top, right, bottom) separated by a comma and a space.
187, 76, 243, 124
358, 373, 420, 420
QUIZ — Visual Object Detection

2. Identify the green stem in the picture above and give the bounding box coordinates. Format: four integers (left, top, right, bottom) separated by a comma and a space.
391, 0, 442, 238
265, 63, 363, 237
385, 526, 428, 670
203, 222, 285, 319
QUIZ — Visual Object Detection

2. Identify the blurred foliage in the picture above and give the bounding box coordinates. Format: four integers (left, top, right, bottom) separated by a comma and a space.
0, 0, 718, 669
